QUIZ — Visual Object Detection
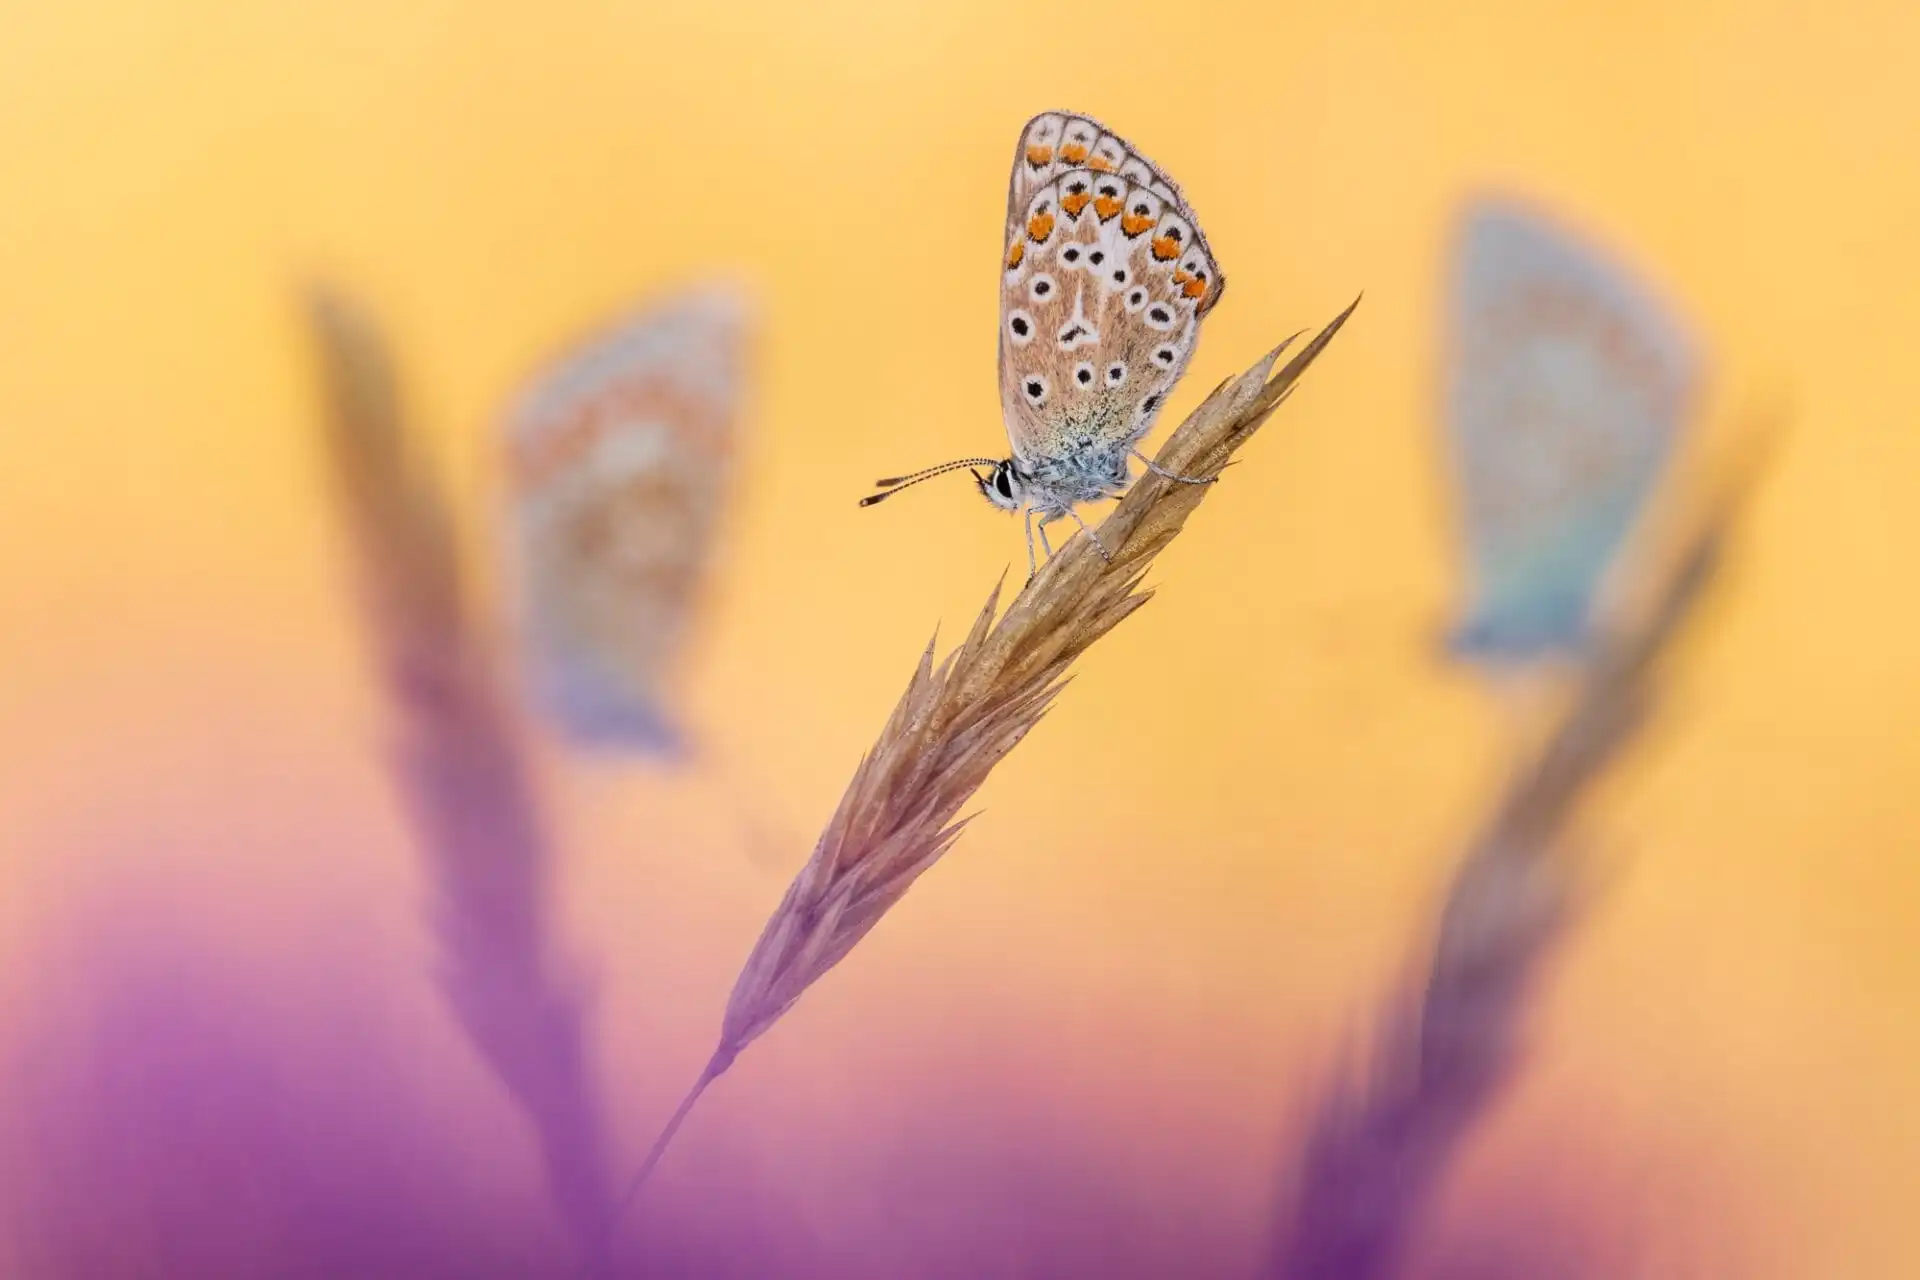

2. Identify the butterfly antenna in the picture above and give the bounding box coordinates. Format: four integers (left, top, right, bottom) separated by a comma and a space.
859, 457, 1001, 506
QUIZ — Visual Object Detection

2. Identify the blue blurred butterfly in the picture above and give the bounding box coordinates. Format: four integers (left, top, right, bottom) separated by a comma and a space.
1443, 196, 1699, 664
502, 286, 751, 756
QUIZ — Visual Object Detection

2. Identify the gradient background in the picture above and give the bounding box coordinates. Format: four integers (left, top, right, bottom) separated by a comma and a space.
2, 2, 1916, 1276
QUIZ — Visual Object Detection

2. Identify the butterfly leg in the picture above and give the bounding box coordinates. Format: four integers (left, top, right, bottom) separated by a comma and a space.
1023, 506, 1039, 581
1132, 449, 1215, 485
1036, 514, 1057, 561
1062, 507, 1111, 562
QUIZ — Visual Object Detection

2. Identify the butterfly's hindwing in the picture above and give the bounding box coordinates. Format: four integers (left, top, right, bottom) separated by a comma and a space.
999, 112, 1223, 490
1445, 197, 1697, 660
506, 287, 749, 751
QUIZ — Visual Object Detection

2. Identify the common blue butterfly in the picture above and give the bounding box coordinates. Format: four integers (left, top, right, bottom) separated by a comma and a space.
502, 286, 749, 754
1444, 196, 1698, 664
862, 111, 1221, 578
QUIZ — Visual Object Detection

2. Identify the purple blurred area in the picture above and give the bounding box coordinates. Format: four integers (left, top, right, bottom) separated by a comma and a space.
1, 899, 544, 1277
0, 881, 1630, 1280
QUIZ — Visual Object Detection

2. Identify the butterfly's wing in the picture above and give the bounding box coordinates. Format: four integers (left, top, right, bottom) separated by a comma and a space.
998, 111, 1225, 475
1444, 197, 1697, 662
504, 285, 750, 753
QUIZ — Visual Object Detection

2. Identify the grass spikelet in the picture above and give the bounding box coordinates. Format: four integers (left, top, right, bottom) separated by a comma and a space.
618, 296, 1363, 1216
304, 286, 617, 1270
1268, 418, 1777, 1280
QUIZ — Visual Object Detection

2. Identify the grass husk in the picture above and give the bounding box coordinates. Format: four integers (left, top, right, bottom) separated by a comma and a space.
1268, 415, 1777, 1280
305, 287, 618, 1270
616, 297, 1363, 1217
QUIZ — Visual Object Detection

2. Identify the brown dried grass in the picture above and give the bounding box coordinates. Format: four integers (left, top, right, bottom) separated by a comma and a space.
305, 287, 617, 1270
617, 297, 1364, 1217
1268, 413, 1778, 1280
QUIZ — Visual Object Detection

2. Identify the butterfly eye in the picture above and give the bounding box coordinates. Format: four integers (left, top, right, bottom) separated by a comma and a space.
1022, 375, 1049, 405
1106, 363, 1127, 386
1028, 273, 1056, 303
1073, 362, 1096, 387
1007, 309, 1036, 346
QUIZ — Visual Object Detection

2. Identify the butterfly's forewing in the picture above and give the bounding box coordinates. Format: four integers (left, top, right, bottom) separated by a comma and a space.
504, 286, 749, 753
1445, 198, 1697, 660
998, 112, 1225, 469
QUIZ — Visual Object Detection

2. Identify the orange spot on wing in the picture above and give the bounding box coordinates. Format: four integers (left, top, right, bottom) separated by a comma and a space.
1093, 195, 1123, 220
1088, 155, 1116, 172
511, 383, 727, 493
1182, 276, 1208, 299
1026, 211, 1055, 241
1151, 235, 1181, 260
1025, 144, 1053, 166
1121, 212, 1155, 236
1061, 190, 1092, 217
1006, 240, 1024, 269
1060, 142, 1089, 163
1172, 268, 1193, 284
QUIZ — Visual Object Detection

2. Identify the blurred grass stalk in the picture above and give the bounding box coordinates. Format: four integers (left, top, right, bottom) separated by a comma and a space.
1269, 415, 1778, 1280
617, 297, 1364, 1218
306, 288, 616, 1269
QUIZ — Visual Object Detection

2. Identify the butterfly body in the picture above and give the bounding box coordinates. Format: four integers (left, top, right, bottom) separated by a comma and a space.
504, 286, 749, 754
1443, 197, 1697, 668
863, 111, 1224, 572
986, 439, 1132, 511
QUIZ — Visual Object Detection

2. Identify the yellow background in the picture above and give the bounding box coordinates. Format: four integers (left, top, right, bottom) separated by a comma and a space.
2, 1, 1917, 1275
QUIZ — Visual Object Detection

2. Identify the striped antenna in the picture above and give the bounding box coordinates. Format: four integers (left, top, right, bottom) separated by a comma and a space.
858, 457, 1000, 506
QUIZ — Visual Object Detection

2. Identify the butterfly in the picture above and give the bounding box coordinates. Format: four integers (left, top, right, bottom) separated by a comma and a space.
1443, 196, 1699, 665
861, 110, 1225, 577
502, 285, 750, 755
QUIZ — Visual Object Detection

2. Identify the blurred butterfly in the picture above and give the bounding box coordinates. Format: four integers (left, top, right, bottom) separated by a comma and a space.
861, 110, 1222, 577
1443, 196, 1699, 665
503, 285, 750, 755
